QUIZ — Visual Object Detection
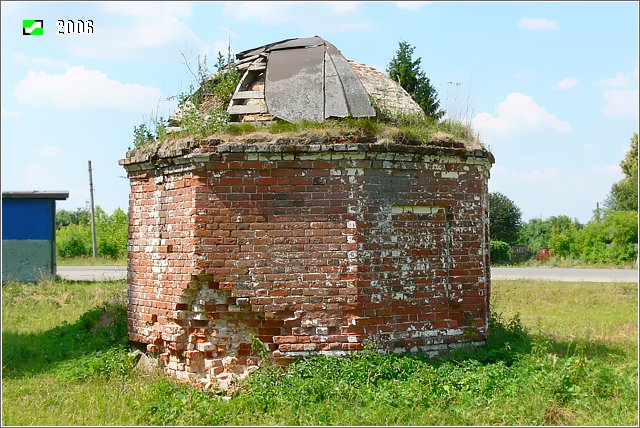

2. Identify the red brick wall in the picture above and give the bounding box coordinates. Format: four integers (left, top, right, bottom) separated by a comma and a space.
121, 139, 493, 386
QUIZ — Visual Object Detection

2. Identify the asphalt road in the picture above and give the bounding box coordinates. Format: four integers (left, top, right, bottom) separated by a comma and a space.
57, 265, 127, 281
56, 266, 638, 283
492, 267, 638, 282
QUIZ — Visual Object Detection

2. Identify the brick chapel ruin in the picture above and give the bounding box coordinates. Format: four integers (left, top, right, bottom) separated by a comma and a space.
120, 37, 494, 389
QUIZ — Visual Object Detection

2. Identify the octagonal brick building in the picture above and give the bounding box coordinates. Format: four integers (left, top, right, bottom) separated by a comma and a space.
120, 37, 494, 387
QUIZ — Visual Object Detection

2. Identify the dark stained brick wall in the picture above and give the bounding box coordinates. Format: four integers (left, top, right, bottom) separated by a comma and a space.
121, 138, 493, 387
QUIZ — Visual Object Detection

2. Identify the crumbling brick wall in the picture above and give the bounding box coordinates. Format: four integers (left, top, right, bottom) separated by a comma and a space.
120, 135, 494, 388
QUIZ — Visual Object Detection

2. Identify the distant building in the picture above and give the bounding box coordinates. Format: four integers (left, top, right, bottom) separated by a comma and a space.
2, 191, 69, 284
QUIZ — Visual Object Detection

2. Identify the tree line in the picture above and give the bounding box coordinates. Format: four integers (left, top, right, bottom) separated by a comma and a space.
490, 133, 638, 266
56, 206, 128, 259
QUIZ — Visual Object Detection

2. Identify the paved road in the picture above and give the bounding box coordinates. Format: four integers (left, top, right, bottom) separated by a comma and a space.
492, 267, 638, 283
57, 265, 127, 281
57, 265, 638, 283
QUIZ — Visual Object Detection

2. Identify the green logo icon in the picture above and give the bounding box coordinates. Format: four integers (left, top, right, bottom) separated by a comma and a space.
23, 20, 44, 36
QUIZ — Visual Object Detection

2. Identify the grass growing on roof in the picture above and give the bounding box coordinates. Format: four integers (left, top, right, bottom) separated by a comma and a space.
214, 114, 479, 147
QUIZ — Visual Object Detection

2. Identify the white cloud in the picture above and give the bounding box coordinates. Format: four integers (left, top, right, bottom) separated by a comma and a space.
13, 66, 164, 113
102, 1, 192, 19
512, 167, 561, 184
554, 78, 579, 91
1, 106, 20, 119
602, 88, 639, 118
598, 71, 632, 88
68, 2, 203, 59
395, 1, 432, 11
331, 1, 361, 15
471, 92, 572, 137
222, 1, 371, 34
518, 18, 559, 30
597, 68, 638, 117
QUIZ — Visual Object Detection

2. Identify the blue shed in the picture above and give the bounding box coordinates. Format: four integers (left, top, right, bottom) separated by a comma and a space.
2, 191, 69, 284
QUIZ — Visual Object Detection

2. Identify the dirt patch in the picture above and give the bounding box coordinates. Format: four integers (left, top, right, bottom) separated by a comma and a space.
545, 406, 575, 425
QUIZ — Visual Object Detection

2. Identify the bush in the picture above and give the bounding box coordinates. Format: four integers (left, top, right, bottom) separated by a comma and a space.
490, 240, 511, 265
97, 208, 128, 259
548, 226, 579, 258
56, 206, 129, 260
518, 215, 582, 252
57, 223, 92, 258
574, 211, 638, 264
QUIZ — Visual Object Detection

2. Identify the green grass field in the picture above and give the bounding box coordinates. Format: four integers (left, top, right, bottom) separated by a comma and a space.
57, 256, 127, 266
2, 278, 637, 426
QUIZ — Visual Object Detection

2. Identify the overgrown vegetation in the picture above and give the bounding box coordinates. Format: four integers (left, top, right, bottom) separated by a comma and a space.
128, 41, 483, 149
56, 206, 128, 260
131, 51, 240, 149
490, 134, 638, 267
490, 240, 511, 265
225, 115, 477, 146
493, 209, 638, 267
2, 279, 637, 426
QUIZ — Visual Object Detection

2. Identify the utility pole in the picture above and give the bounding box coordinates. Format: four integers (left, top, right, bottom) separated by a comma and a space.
88, 160, 98, 259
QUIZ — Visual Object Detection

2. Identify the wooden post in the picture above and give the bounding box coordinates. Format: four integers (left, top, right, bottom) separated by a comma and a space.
88, 160, 98, 259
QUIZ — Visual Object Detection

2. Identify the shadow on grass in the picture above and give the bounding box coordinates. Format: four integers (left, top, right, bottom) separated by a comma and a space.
1, 299, 129, 379
439, 312, 627, 366
2, 287, 626, 382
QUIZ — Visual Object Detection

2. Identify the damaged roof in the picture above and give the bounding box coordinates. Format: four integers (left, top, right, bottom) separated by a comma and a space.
228, 36, 376, 123
169, 36, 424, 127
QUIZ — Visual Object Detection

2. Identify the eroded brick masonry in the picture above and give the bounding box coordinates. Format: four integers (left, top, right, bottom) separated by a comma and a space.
120, 135, 494, 387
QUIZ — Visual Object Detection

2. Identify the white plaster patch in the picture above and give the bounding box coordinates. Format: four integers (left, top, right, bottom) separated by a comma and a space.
441, 171, 460, 179
391, 205, 447, 214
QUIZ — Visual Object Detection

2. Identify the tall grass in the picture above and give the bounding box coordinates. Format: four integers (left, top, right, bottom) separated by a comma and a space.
2, 279, 637, 426
215, 114, 480, 147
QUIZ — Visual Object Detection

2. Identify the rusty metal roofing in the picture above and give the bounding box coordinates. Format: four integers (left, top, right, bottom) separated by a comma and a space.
229, 36, 375, 123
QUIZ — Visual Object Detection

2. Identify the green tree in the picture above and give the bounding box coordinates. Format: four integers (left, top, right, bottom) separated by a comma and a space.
489, 192, 522, 245
574, 210, 638, 264
517, 218, 550, 250
387, 41, 445, 119
518, 215, 583, 251
605, 132, 638, 211
97, 207, 128, 259
56, 206, 129, 259
56, 207, 91, 229
490, 240, 511, 265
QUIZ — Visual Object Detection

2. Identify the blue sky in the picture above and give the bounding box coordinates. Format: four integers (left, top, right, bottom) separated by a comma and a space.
1, 1, 638, 224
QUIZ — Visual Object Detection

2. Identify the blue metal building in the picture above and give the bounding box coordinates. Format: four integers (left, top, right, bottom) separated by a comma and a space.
2, 191, 69, 284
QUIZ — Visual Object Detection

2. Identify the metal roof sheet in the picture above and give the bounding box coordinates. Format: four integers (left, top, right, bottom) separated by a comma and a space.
239, 36, 375, 122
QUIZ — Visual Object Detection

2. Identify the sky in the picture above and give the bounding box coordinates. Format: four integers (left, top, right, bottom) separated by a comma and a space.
1, 1, 638, 224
